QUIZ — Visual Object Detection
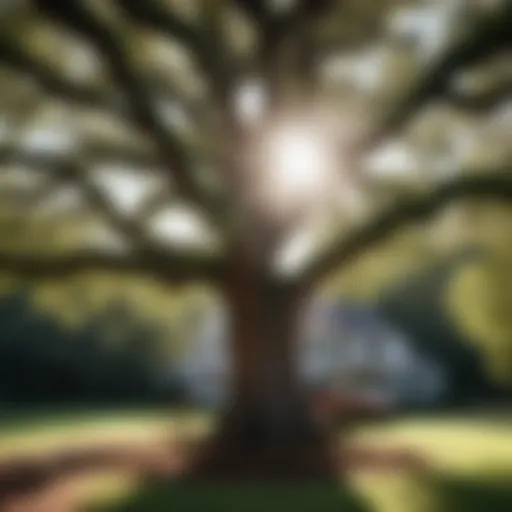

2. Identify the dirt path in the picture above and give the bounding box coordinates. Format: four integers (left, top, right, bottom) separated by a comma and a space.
0, 440, 191, 512
0, 440, 429, 511
2, 474, 93, 512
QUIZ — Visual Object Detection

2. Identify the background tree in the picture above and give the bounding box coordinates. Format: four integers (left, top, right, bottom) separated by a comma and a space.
0, 0, 510, 476
447, 203, 512, 384
0, 292, 184, 403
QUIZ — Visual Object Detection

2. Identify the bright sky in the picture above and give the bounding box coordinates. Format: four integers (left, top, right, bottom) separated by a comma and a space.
93, 167, 158, 215
233, 79, 267, 125
151, 205, 210, 248
365, 140, 420, 178
20, 126, 76, 154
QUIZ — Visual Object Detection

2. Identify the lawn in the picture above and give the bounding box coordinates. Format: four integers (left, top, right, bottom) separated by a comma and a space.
1, 407, 512, 511
0, 404, 208, 460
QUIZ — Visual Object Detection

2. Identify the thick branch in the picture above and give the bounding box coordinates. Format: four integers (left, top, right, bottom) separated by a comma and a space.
0, 141, 160, 170
137, 187, 173, 223
57, 162, 160, 251
365, 3, 512, 148
0, 249, 227, 284
447, 81, 512, 113
0, 34, 205, 135
0, 144, 172, 254
0, 33, 117, 111
114, 1, 250, 213
116, 0, 200, 53
0, 251, 155, 279
234, 0, 267, 23
34, 0, 223, 220
301, 169, 512, 288
117, 0, 237, 134
0, 145, 159, 248
116, 0, 231, 89
235, 0, 333, 82
235, 0, 334, 39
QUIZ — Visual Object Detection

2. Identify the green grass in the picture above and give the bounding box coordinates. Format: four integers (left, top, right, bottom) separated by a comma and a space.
0, 404, 208, 460
91, 478, 512, 512
351, 414, 512, 478
93, 483, 368, 512
2, 407, 512, 511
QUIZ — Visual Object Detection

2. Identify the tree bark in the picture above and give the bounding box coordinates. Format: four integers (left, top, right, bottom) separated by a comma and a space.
223, 278, 313, 446
194, 258, 333, 479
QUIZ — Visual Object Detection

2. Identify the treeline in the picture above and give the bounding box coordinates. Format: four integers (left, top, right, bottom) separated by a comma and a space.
0, 292, 184, 404
377, 250, 510, 406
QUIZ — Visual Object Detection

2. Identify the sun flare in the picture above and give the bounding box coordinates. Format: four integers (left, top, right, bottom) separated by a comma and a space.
258, 119, 337, 213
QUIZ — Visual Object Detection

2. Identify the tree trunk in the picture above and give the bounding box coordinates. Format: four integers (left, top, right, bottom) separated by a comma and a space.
224, 279, 311, 443
194, 262, 334, 479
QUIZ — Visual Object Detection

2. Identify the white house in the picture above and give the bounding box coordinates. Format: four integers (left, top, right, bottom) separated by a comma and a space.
172, 299, 445, 407
299, 300, 445, 406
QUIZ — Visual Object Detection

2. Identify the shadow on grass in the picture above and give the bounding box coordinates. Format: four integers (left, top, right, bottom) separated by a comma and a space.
436, 476, 512, 512
91, 482, 370, 512
90, 474, 512, 512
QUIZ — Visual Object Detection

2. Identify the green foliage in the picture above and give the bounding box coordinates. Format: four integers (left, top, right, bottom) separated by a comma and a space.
323, 226, 438, 301
445, 204, 512, 384
320, 200, 512, 389
376, 250, 499, 402
447, 258, 512, 384
0, 292, 184, 403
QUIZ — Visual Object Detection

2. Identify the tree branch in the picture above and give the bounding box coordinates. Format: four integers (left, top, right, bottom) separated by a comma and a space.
116, 0, 232, 94
447, 81, 511, 113
235, 0, 334, 40
364, 2, 512, 149
57, 162, 160, 250
137, 187, 173, 224
0, 251, 151, 279
236, 0, 334, 101
117, 0, 237, 137
0, 34, 206, 137
300, 168, 512, 288
0, 249, 227, 284
0, 141, 160, 170
234, 0, 267, 23
0, 144, 168, 252
34, 0, 224, 221
0, 33, 119, 112
114, 0, 252, 218
116, 0, 200, 53
0, 146, 228, 285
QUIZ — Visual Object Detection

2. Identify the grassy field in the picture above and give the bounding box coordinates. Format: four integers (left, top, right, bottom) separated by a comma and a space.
0, 404, 207, 459
1, 407, 512, 511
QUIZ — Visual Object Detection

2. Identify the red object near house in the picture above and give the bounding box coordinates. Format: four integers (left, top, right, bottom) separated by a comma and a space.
311, 389, 392, 425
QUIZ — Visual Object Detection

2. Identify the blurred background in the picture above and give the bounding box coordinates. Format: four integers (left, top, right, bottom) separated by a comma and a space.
0, 0, 511, 511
